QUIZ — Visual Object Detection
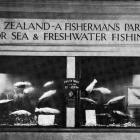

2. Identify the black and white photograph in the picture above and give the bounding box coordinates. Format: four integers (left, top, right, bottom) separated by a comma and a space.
0, 0, 140, 140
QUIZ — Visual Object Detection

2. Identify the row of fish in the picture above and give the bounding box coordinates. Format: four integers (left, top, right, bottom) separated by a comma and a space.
82, 79, 129, 120
83, 78, 125, 105
0, 81, 60, 118
9, 107, 60, 116
0, 79, 132, 126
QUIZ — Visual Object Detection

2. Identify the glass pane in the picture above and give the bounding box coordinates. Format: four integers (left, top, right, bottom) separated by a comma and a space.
76, 57, 140, 128
0, 56, 66, 127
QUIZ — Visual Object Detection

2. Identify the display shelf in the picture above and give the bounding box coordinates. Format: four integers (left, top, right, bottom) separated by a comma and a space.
1, 126, 140, 133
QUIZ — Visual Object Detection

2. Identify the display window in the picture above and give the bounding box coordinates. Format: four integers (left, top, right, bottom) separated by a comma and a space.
0, 56, 66, 127
76, 57, 140, 128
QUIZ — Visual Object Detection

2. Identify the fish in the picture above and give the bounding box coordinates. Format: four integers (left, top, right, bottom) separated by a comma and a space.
93, 87, 111, 94
14, 81, 32, 88
23, 81, 32, 86
43, 81, 54, 88
80, 97, 97, 104
35, 107, 60, 114
85, 79, 97, 93
113, 110, 127, 117
14, 82, 25, 87
23, 87, 34, 94
10, 110, 31, 116
0, 99, 13, 104
39, 90, 56, 101
106, 96, 125, 105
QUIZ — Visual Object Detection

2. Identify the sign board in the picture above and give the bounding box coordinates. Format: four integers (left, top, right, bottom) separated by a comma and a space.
64, 78, 79, 90
0, 18, 140, 45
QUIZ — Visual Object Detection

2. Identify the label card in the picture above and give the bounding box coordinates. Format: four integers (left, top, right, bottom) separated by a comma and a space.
38, 115, 55, 126
85, 110, 96, 126
66, 107, 75, 127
